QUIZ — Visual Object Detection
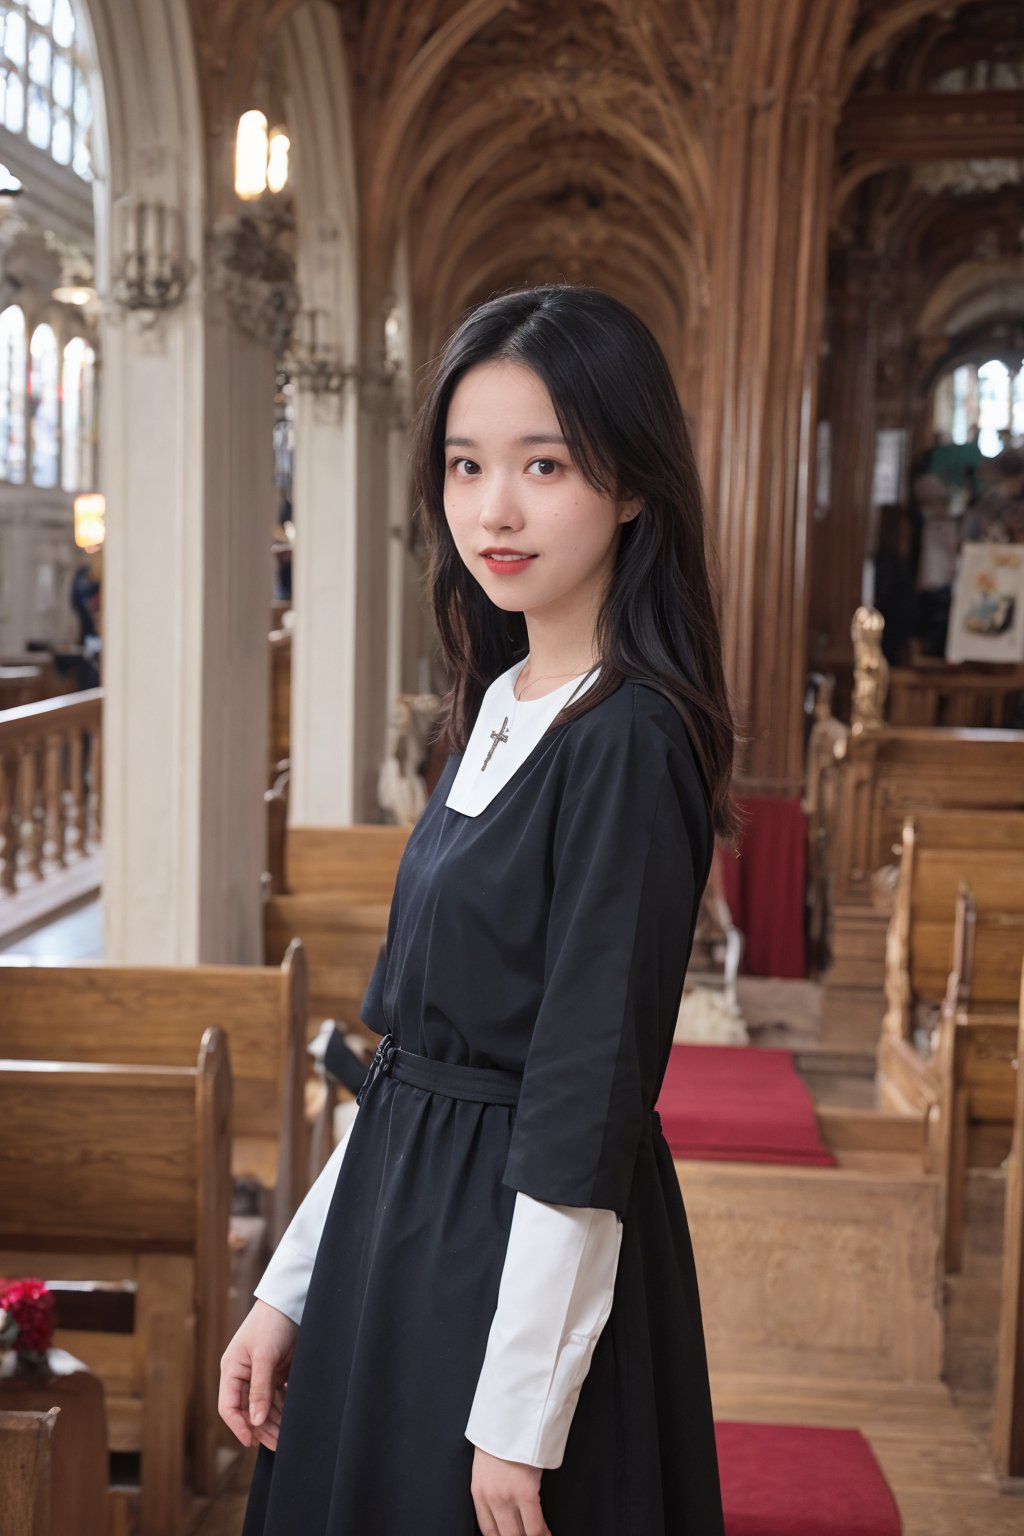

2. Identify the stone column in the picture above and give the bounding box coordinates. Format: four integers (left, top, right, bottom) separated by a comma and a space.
100, 212, 282, 963
700, 0, 858, 796
286, 320, 395, 828
350, 351, 400, 820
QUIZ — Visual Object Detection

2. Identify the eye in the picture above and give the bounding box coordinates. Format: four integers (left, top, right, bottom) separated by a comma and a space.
527, 458, 560, 476
448, 457, 480, 476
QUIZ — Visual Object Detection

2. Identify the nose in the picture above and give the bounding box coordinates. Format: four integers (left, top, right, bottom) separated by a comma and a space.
477, 472, 526, 536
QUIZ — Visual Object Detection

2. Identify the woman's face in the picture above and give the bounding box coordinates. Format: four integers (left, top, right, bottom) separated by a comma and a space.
443, 359, 636, 619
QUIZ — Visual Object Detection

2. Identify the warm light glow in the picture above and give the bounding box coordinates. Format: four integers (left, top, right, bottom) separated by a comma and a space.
235, 110, 269, 199
74, 491, 105, 549
267, 128, 290, 194
53, 283, 96, 306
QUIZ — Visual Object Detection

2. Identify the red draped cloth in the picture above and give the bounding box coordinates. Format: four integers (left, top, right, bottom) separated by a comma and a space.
719, 794, 807, 978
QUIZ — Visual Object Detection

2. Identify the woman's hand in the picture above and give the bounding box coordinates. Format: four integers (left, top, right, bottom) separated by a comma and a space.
218, 1298, 298, 1452
471, 1445, 552, 1536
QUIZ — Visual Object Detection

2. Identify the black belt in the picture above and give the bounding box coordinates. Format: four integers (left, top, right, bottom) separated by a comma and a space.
355, 1029, 664, 1142
356, 1031, 522, 1107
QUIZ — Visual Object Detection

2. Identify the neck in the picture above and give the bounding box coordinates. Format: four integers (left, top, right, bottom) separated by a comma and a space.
521, 612, 600, 685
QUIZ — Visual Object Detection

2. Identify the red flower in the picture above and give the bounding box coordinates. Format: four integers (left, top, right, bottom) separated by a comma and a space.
0, 1278, 55, 1358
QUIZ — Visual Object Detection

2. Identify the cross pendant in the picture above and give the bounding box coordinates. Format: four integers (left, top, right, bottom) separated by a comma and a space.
481, 715, 510, 772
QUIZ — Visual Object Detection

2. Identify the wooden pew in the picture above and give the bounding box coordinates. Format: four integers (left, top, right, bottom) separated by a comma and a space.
0, 1032, 231, 1535
268, 628, 291, 787
0, 942, 308, 1243
888, 662, 1024, 730
676, 1105, 943, 1390
993, 960, 1024, 1481
0, 1353, 107, 1536
823, 726, 1024, 1049
265, 766, 289, 897
933, 884, 1024, 1271
878, 810, 1024, 1114
0, 1408, 57, 1536
264, 826, 408, 1050
282, 825, 409, 898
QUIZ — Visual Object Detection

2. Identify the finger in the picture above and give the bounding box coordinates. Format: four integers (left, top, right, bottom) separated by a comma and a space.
248, 1349, 275, 1428
521, 1500, 551, 1536
253, 1420, 280, 1452
217, 1359, 253, 1447
472, 1493, 499, 1536
486, 1497, 528, 1536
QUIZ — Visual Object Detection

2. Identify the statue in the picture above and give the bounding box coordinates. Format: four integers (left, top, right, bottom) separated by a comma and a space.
851, 605, 888, 733
377, 692, 443, 826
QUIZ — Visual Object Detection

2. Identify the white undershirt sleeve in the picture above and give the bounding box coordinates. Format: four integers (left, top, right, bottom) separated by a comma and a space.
253, 1116, 623, 1471
464, 1192, 623, 1470
252, 1112, 358, 1326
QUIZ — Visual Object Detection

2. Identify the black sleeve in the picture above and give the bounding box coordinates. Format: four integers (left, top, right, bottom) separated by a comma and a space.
358, 939, 389, 1037
501, 693, 709, 1215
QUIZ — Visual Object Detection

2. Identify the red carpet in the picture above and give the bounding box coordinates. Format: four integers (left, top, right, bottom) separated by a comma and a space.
716, 1422, 902, 1535
656, 1044, 836, 1166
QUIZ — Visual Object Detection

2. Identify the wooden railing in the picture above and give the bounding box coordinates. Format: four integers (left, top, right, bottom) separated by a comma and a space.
0, 689, 102, 897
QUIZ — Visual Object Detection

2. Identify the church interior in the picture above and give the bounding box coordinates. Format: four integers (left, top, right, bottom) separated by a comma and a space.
1, 0, 1024, 1531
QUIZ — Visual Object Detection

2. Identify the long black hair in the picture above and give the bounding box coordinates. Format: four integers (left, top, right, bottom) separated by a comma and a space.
411, 283, 740, 845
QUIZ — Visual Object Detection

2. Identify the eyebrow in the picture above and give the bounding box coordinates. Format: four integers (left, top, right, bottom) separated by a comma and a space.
443, 433, 568, 448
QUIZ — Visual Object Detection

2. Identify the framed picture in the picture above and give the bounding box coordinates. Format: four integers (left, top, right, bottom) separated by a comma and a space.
946, 542, 1024, 663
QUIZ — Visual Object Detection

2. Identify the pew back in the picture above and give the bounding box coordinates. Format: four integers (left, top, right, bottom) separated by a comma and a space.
886, 810, 1024, 1031
283, 825, 408, 898
0, 1408, 57, 1536
993, 961, 1024, 1479
268, 628, 291, 784
934, 883, 1024, 1271
0, 943, 307, 1234
833, 728, 1024, 906
264, 898, 389, 1040
0, 1031, 231, 1533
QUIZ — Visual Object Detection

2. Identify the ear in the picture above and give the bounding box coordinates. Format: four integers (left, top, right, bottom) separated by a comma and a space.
618, 494, 643, 524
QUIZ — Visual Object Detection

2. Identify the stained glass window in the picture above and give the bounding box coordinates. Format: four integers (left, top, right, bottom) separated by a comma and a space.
0, 0, 93, 179
61, 332, 95, 491
0, 302, 26, 482
29, 321, 58, 486
945, 359, 1024, 459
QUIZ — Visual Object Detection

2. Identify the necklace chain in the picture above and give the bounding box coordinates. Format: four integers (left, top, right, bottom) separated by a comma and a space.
513, 664, 596, 703
480, 661, 598, 773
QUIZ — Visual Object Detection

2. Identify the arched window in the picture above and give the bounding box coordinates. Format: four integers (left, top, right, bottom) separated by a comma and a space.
0, 302, 27, 482
941, 357, 1024, 459
977, 359, 1012, 459
0, 0, 93, 179
61, 332, 95, 491
29, 320, 59, 486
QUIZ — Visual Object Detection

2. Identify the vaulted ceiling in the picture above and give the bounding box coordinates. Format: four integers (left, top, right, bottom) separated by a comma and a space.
189, 0, 1022, 389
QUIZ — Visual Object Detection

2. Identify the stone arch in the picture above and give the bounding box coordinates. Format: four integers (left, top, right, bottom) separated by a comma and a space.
76, 0, 205, 288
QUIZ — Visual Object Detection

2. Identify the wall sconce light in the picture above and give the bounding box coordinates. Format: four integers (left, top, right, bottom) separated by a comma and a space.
287, 307, 355, 397
236, 110, 291, 200
112, 197, 191, 314
74, 492, 105, 550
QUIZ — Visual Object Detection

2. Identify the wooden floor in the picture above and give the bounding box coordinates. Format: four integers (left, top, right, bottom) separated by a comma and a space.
713, 1376, 1024, 1536
8, 915, 1023, 1531
194, 1379, 1023, 1536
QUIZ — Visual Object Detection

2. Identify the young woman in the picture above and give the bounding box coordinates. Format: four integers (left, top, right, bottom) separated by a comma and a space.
221, 283, 738, 1536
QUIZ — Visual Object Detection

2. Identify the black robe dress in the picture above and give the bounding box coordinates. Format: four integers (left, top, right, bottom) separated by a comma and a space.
243, 678, 724, 1535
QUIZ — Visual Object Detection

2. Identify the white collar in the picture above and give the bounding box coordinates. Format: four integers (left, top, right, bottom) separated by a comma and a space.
445, 656, 602, 817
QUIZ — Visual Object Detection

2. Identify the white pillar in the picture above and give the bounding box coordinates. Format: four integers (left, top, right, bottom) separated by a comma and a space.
290, 376, 360, 824
100, 262, 276, 963
283, 3, 393, 826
